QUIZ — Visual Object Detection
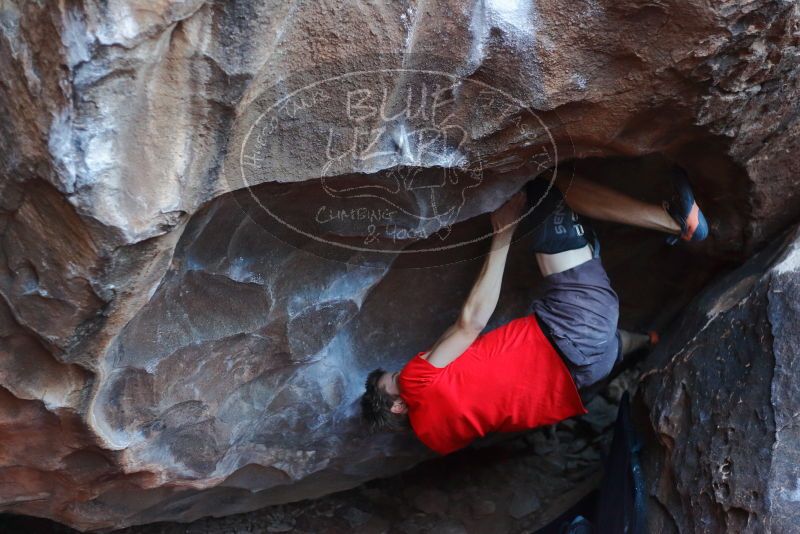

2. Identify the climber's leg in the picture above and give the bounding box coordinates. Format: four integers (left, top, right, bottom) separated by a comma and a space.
554, 165, 709, 243
555, 175, 679, 234
618, 329, 656, 357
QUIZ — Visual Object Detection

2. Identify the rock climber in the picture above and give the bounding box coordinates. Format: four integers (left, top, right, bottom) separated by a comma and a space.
360, 166, 708, 454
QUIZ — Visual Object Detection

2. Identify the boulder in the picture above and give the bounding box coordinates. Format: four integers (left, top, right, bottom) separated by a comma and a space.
0, 0, 799, 530
637, 224, 800, 532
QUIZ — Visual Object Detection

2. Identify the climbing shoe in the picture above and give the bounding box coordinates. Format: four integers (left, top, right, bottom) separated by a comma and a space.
647, 330, 660, 347
663, 165, 709, 245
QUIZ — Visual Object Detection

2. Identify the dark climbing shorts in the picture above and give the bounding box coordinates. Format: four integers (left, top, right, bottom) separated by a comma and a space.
521, 177, 590, 255
521, 179, 621, 390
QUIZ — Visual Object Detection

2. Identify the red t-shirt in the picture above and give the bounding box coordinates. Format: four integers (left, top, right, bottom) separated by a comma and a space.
398, 315, 587, 455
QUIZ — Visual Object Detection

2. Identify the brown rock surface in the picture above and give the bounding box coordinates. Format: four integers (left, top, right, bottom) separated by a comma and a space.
0, 0, 798, 530
636, 224, 800, 532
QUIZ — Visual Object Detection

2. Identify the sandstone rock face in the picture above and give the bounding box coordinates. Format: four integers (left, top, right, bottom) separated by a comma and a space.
637, 224, 800, 533
1, 0, 799, 530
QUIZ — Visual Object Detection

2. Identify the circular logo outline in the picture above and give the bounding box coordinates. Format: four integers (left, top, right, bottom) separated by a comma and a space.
234, 64, 573, 261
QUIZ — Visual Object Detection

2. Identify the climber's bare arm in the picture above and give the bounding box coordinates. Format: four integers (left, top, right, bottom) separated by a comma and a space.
420, 318, 484, 368
424, 192, 526, 368
422, 234, 512, 368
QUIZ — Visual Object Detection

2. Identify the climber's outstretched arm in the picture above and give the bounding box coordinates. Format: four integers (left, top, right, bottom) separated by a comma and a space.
423, 192, 526, 368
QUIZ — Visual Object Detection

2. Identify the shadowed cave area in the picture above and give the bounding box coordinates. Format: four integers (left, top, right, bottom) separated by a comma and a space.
13, 150, 742, 533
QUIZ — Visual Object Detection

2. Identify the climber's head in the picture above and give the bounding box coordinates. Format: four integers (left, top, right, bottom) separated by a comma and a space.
361, 368, 408, 432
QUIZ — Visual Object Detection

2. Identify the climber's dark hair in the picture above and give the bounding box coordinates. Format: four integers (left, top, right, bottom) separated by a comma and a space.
361, 368, 407, 432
